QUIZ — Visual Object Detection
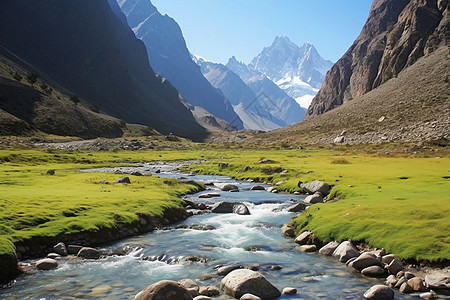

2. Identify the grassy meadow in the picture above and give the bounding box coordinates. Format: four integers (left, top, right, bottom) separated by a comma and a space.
183, 149, 450, 261
0, 146, 449, 264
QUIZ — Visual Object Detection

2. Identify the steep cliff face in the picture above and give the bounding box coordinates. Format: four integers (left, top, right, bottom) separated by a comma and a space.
306, 0, 449, 120
0, 0, 206, 138
116, 0, 243, 130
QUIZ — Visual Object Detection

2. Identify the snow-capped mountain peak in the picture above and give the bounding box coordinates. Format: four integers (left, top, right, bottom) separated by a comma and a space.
248, 36, 333, 108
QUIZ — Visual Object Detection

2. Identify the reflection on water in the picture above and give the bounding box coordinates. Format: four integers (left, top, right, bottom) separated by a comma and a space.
0, 165, 408, 299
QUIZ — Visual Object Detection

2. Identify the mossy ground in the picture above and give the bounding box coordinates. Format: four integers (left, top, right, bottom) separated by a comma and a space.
182, 149, 450, 261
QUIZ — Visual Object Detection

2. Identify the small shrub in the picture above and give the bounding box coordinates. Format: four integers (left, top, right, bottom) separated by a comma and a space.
89, 105, 100, 113
331, 158, 351, 164
69, 95, 80, 105
26, 72, 39, 85
12, 71, 22, 81
40, 83, 53, 95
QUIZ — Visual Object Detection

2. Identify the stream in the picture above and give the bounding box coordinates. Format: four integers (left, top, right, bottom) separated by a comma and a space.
0, 162, 411, 299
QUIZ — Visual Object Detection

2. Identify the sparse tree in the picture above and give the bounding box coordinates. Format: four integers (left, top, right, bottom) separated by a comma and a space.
69, 94, 80, 105
26, 71, 39, 85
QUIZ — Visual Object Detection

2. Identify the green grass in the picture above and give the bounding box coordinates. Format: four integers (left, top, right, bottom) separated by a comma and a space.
0, 147, 217, 260
182, 150, 450, 261
1, 147, 449, 263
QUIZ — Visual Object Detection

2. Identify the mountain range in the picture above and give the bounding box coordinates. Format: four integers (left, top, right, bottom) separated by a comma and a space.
246, 0, 449, 145
192, 35, 333, 131
0, 0, 206, 139
249, 36, 333, 109
115, 0, 243, 130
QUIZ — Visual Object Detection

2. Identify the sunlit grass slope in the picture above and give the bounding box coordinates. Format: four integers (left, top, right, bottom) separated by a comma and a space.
183, 150, 450, 261
0, 147, 213, 260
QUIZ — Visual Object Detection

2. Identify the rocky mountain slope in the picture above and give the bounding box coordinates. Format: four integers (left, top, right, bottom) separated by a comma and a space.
226, 57, 306, 128
244, 0, 450, 146
306, 0, 449, 120
0, 0, 206, 139
195, 56, 287, 130
250, 36, 333, 108
116, 0, 243, 130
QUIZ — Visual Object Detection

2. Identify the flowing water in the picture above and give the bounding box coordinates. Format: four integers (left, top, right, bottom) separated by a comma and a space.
1, 163, 410, 299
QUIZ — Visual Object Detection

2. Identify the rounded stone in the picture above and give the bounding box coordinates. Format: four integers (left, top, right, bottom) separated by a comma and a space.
133, 280, 193, 300
36, 258, 58, 270
363, 285, 394, 300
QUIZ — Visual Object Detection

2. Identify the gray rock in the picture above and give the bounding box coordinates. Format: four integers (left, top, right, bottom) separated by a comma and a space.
425, 274, 450, 289
53, 242, 68, 256
282, 225, 295, 237
334, 136, 345, 144
67, 245, 83, 255
46, 253, 61, 259
211, 202, 250, 215
350, 252, 383, 271
294, 231, 313, 245
304, 192, 324, 204
387, 258, 403, 275
179, 279, 198, 289
36, 258, 58, 270
363, 285, 394, 300
297, 245, 317, 252
217, 264, 243, 276
250, 185, 265, 191
130, 171, 143, 176
259, 158, 274, 164
77, 247, 101, 259
287, 203, 306, 212
382, 254, 396, 264
133, 280, 193, 300
267, 187, 278, 193
399, 282, 414, 293
408, 277, 427, 292
116, 176, 131, 184
47, 169, 55, 175
221, 184, 239, 191
240, 294, 261, 300
193, 296, 211, 300
220, 269, 281, 299
404, 272, 415, 279
198, 286, 219, 296
319, 241, 340, 256
332, 241, 360, 263
282, 287, 297, 295
361, 266, 385, 277
299, 180, 331, 196
198, 193, 220, 199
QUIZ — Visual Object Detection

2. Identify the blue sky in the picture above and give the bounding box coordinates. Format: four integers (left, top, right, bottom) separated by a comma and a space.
152, 0, 373, 64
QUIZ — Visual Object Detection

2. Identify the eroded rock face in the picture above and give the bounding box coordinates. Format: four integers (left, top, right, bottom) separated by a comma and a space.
220, 269, 281, 299
306, 0, 448, 120
134, 280, 193, 300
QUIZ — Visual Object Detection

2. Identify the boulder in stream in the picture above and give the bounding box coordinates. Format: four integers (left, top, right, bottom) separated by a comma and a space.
220, 269, 281, 299
211, 202, 250, 215
221, 184, 239, 192
77, 247, 101, 259
36, 258, 58, 270
134, 280, 193, 300
363, 285, 394, 300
